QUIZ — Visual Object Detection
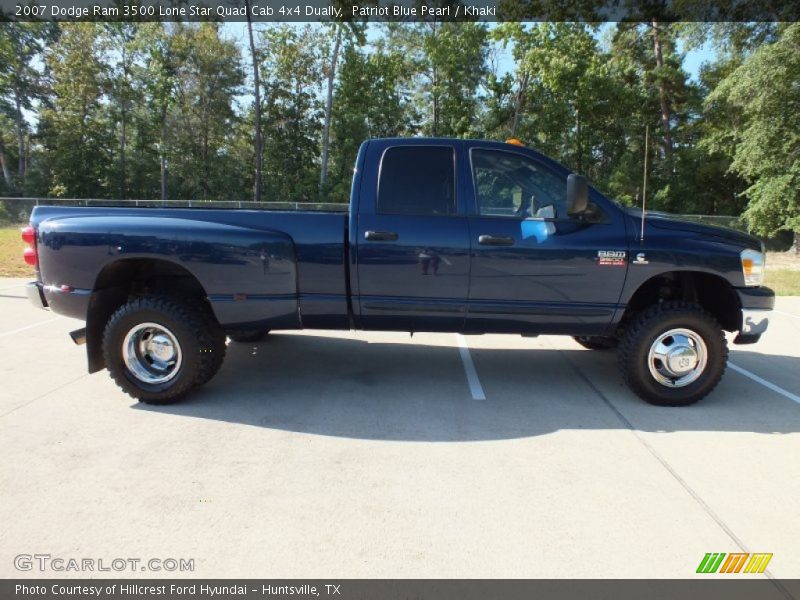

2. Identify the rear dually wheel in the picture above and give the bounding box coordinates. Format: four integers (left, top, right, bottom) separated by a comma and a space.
102, 295, 226, 404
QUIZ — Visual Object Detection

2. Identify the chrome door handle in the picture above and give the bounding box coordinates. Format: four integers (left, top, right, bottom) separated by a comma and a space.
364, 231, 399, 241
478, 234, 515, 246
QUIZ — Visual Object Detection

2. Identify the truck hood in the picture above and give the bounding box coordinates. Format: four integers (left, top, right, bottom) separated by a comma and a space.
624, 208, 762, 250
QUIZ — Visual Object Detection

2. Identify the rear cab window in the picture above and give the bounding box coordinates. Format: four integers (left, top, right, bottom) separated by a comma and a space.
378, 146, 456, 216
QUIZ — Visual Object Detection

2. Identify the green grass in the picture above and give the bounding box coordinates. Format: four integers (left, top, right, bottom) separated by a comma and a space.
766, 269, 800, 296
0, 225, 34, 277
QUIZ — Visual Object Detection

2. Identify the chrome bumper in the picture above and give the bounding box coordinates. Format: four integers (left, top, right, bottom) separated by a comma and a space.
734, 308, 770, 344
26, 281, 48, 310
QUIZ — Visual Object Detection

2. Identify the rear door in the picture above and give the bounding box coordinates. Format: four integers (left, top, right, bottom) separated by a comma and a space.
465, 146, 628, 334
355, 142, 470, 331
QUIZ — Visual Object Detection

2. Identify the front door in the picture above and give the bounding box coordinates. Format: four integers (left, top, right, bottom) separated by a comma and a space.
356, 144, 470, 331
466, 147, 628, 334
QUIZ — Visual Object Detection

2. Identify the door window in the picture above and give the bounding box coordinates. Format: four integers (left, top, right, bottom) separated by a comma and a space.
378, 146, 456, 216
471, 149, 567, 218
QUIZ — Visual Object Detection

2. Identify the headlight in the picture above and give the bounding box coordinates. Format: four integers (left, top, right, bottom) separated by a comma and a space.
740, 249, 765, 287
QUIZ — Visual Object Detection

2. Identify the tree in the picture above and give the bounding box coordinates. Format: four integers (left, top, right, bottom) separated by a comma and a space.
319, 24, 343, 200
0, 17, 791, 244
169, 23, 244, 199
387, 19, 488, 137
104, 23, 144, 198
258, 24, 323, 202
140, 23, 177, 200
489, 23, 642, 203
0, 33, 15, 191
0, 123, 12, 190
39, 23, 111, 197
650, 19, 674, 168
318, 23, 366, 200
686, 23, 780, 217
499, 24, 613, 172
328, 42, 416, 202
610, 22, 695, 211
0, 22, 55, 189
244, 0, 263, 202
707, 24, 800, 250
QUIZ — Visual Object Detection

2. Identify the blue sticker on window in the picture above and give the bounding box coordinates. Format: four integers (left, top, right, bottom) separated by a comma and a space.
521, 220, 554, 243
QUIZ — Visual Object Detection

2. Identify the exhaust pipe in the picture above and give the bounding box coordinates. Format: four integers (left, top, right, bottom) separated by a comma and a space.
69, 328, 86, 345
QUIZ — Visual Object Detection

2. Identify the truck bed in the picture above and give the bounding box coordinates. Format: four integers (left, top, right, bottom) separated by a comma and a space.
30, 206, 350, 330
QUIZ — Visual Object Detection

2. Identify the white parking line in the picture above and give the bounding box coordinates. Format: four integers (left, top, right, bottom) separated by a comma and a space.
0, 316, 62, 338
456, 334, 486, 401
728, 361, 800, 405
0, 284, 25, 291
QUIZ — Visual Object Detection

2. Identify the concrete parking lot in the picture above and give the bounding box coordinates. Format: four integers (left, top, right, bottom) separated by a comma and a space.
1, 276, 799, 581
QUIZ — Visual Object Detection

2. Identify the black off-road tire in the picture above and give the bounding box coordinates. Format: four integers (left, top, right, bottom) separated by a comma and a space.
574, 335, 618, 351
618, 301, 727, 407
227, 328, 271, 343
102, 295, 226, 404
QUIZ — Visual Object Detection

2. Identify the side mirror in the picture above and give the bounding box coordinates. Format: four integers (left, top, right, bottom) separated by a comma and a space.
567, 174, 588, 216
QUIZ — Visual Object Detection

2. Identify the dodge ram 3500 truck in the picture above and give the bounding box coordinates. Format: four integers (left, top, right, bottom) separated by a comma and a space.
23, 138, 773, 406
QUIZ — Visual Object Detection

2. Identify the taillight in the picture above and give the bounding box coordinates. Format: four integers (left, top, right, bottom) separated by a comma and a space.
21, 225, 38, 266
21, 225, 35, 245
23, 246, 37, 266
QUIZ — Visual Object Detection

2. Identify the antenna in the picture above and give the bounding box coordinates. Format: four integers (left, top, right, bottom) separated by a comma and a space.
641, 124, 649, 242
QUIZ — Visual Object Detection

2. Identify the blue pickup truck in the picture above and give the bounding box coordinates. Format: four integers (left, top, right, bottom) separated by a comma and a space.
23, 138, 773, 406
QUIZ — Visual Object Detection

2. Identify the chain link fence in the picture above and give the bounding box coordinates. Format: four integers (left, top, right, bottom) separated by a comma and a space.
0, 197, 348, 223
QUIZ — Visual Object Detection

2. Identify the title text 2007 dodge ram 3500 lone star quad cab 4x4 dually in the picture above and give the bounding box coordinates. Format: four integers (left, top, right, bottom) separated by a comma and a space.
22, 138, 774, 406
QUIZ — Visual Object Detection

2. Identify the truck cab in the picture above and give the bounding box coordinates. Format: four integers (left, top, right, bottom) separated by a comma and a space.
350, 139, 629, 336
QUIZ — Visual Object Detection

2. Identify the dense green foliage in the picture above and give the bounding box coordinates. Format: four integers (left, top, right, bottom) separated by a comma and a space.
0, 21, 797, 243
706, 24, 800, 241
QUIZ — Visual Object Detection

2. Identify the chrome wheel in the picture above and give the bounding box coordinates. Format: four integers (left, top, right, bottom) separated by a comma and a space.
122, 322, 183, 385
647, 328, 708, 388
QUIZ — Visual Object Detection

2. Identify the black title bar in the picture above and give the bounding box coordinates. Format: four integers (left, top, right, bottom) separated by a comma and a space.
2, 0, 799, 23
4, 580, 800, 600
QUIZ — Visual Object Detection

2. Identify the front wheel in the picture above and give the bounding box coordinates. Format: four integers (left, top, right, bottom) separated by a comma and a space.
618, 302, 727, 406
102, 295, 226, 404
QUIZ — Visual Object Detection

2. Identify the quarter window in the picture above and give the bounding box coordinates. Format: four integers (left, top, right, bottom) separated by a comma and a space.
378, 146, 456, 216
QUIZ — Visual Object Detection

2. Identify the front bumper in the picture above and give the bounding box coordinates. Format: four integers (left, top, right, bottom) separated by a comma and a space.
26, 281, 48, 310
734, 286, 774, 344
